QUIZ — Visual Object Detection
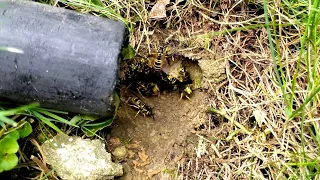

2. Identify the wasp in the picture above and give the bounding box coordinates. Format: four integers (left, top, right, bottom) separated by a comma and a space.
160, 75, 178, 91
127, 96, 153, 118
167, 75, 177, 83
180, 84, 193, 101
136, 81, 152, 96
177, 67, 189, 82
136, 82, 160, 97
147, 47, 168, 72
151, 82, 160, 96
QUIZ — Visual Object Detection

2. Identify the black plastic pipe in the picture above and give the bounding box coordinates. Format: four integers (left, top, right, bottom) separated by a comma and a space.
0, 0, 126, 116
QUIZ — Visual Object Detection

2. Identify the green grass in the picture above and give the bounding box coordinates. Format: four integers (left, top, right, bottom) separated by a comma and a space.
191, 0, 320, 178
0, 103, 74, 173
58, 0, 128, 26
0, 103, 77, 138
263, 0, 320, 119
263, 0, 320, 178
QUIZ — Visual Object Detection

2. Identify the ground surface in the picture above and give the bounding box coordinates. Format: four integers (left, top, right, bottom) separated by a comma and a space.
109, 89, 209, 179
2, 0, 318, 179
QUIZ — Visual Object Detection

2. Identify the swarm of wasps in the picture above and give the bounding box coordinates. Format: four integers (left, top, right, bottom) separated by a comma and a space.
119, 47, 194, 118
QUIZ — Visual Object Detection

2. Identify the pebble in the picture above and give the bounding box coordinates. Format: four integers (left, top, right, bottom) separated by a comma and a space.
112, 146, 127, 159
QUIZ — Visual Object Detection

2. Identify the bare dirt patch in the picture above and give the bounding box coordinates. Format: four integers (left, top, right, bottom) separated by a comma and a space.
108, 89, 209, 179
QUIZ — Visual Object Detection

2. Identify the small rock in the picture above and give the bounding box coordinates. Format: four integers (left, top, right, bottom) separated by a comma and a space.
41, 134, 123, 180
112, 146, 127, 159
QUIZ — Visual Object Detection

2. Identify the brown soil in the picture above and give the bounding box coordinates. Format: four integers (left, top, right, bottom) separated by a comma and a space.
108, 89, 209, 179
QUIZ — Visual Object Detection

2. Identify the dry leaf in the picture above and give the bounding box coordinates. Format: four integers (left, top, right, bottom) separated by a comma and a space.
253, 109, 266, 127
126, 143, 140, 149
109, 137, 121, 145
127, 150, 136, 159
179, 158, 185, 164
173, 152, 184, 163
132, 166, 145, 173
138, 149, 149, 162
132, 160, 151, 167
147, 169, 162, 178
149, 0, 170, 20
131, 148, 150, 167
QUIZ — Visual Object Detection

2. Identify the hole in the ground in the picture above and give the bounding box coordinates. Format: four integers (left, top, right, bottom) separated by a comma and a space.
249, 116, 256, 129
194, 124, 206, 131
210, 113, 222, 127
118, 49, 201, 116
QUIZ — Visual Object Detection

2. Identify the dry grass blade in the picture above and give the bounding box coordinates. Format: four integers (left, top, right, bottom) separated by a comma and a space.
175, 0, 320, 179
30, 139, 58, 180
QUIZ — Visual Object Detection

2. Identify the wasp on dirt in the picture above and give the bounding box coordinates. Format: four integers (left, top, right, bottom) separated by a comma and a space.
180, 84, 193, 101
127, 96, 153, 118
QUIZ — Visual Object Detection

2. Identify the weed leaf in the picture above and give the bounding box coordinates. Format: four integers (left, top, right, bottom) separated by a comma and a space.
17, 122, 33, 139
0, 136, 19, 154
81, 118, 113, 137
121, 45, 136, 60
0, 153, 18, 172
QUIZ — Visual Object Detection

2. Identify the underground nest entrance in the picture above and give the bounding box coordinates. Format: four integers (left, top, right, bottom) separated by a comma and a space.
118, 48, 202, 117
111, 53, 207, 178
